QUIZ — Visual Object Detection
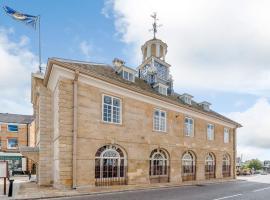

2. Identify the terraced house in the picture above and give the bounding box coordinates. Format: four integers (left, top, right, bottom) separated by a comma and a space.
22, 35, 241, 189
0, 113, 34, 174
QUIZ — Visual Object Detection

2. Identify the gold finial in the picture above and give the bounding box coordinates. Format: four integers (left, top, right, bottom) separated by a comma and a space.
150, 12, 162, 39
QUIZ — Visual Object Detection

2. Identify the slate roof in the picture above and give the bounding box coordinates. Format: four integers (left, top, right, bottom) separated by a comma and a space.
0, 113, 34, 124
45, 58, 241, 127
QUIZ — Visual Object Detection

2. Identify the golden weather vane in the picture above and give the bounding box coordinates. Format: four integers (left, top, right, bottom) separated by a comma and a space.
149, 12, 162, 39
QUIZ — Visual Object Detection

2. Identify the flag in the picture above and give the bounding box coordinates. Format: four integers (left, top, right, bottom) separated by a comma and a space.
3, 6, 38, 29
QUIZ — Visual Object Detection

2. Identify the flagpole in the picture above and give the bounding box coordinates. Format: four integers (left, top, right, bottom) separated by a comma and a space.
38, 15, 42, 73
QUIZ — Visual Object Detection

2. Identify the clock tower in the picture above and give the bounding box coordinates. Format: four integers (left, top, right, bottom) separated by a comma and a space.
138, 13, 173, 95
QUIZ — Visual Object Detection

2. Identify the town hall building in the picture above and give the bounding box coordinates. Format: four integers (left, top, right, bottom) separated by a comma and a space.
21, 31, 241, 189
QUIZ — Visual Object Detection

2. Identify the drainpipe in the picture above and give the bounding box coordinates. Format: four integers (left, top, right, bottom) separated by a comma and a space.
233, 128, 237, 179
26, 123, 29, 172
72, 70, 79, 189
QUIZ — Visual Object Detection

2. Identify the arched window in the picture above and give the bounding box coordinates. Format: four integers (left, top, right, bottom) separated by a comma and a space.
205, 153, 215, 179
182, 151, 196, 181
149, 149, 169, 183
95, 145, 127, 186
222, 154, 231, 177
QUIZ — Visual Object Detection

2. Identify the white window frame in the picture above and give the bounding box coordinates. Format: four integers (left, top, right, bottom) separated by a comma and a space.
153, 109, 167, 132
158, 85, 167, 96
224, 128, 230, 143
207, 124, 214, 140
7, 124, 19, 132
102, 94, 122, 125
184, 117, 194, 137
122, 70, 135, 82
7, 138, 18, 149
184, 96, 191, 105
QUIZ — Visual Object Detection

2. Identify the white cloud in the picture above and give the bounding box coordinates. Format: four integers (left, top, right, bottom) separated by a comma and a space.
79, 40, 93, 60
105, 0, 270, 95
227, 98, 270, 161
0, 27, 38, 114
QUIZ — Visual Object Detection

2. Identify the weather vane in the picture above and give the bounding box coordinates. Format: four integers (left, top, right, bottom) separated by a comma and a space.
150, 12, 162, 39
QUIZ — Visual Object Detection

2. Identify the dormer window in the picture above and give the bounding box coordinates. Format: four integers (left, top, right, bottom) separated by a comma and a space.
123, 70, 134, 82
181, 93, 193, 105
154, 83, 168, 96
113, 58, 136, 82
199, 101, 211, 111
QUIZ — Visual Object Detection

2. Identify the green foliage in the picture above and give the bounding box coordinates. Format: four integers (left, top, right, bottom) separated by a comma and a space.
247, 159, 263, 170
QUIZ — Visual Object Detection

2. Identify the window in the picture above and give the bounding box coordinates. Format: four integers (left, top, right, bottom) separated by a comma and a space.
224, 128, 229, 143
222, 154, 231, 177
7, 138, 18, 149
184, 96, 191, 105
158, 86, 167, 96
182, 151, 196, 181
95, 145, 127, 186
184, 117, 194, 137
207, 124, 214, 140
102, 95, 121, 124
7, 124, 18, 132
122, 70, 134, 82
153, 109, 166, 132
205, 153, 215, 179
149, 149, 169, 181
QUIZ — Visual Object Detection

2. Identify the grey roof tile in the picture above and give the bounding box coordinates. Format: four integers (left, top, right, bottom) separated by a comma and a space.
0, 113, 34, 124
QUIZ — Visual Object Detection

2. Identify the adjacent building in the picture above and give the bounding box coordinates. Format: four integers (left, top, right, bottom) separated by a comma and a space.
0, 113, 34, 174
22, 35, 241, 189
263, 160, 270, 173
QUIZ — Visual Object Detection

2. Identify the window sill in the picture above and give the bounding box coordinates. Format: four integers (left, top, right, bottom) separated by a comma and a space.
101, 121, 123, 126
153, 130, 167, 134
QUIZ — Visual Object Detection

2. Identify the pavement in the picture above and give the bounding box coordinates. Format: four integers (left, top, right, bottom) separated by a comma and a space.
0, 174, 269, 200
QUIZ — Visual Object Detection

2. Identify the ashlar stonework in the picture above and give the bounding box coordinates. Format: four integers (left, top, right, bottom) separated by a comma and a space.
28, 37, 241, 190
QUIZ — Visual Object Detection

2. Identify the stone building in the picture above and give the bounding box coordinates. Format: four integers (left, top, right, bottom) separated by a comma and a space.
0, 113, 34, 174
23, 36, 241, 189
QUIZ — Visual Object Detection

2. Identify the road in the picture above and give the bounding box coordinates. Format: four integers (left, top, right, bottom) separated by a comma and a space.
53, 175, 270, 200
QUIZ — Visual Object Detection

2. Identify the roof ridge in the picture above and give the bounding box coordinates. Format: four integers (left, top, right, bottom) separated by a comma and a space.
49, 57, 109, 66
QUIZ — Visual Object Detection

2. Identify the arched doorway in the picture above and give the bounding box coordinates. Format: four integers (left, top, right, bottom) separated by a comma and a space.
95, 144, 127, 186
149, 148, 169, 183
222, 154, 231, 177
205, 153, 215, 179
182, 151, 196, 181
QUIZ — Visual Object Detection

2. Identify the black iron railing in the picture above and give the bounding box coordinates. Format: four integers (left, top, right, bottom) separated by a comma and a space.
222, 165, 231, 177
95, 166, 127, 186
182, 165, 196, 181
205, 165, 215, 179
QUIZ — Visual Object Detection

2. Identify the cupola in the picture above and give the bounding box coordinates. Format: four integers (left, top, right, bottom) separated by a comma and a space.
141, 39, 168, 61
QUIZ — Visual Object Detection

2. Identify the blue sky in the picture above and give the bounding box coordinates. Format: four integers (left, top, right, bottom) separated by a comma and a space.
0, 0, 270, 160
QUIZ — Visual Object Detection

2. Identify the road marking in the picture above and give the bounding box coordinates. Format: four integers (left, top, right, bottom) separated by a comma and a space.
213, 194, 243, 200
252, 186, 270, 192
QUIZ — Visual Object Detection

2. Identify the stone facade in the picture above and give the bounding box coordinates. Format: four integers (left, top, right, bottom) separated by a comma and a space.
30, 38, 240, 189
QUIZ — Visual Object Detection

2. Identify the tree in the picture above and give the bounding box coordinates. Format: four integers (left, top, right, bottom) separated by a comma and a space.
247, 159, 263, 170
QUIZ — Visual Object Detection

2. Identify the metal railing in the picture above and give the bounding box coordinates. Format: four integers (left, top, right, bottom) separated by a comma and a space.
182, 165, 196, 181
149, 166, 170, 183
222, 165, 231, 177
95, 166, 127, 186
205, 165, 215, 179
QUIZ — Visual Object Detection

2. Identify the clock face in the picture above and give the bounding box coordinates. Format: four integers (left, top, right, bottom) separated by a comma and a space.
154, 61, 167, 80
141, 64, 150, 78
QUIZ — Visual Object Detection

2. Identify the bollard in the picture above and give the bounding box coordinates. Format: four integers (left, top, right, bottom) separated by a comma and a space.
8, 179, 14, 197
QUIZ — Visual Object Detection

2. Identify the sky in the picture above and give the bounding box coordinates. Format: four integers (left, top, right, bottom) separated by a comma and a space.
0, 0, 269, 161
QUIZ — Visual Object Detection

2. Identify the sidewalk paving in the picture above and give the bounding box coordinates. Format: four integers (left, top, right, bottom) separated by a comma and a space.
10, 178, 237, 200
